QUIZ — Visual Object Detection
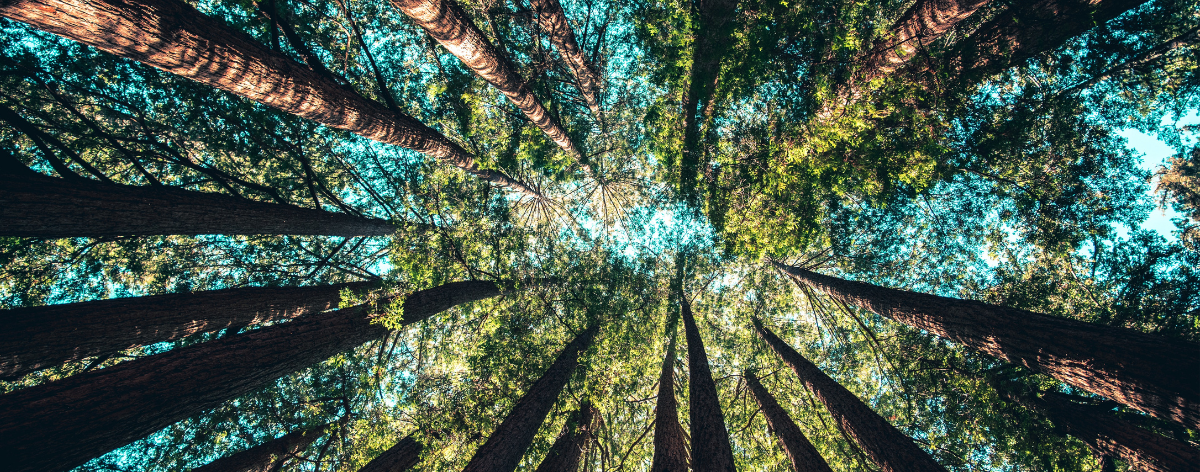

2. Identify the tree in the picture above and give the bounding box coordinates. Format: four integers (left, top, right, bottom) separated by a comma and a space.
528, 0, 603, 118
190, 423, 331, 472
533, 400, 601, 472
744, 370, 834, 472
679, 0, 739, 201
681, 296, 737, 472
359, 435, 423, 472
650, 323, 690, 472
857, 0, 993, 83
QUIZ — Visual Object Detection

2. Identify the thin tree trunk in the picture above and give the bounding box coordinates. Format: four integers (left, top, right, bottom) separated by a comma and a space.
772, 261, 1200, 429
391, 0, 580, 158
0, 282, 372, 379
0, 172, 396, 238
744, 370, 833, 472
650, 325, 690, 472
0, 281, 503, 472
462, 323, 599, 472
858, 0, 993, 82
533, 400, 602, 472
358, 435, 423, 472
0, 0, 545, 199
190, 423, 331, 472
752, 318, 948, 472
528, 0, 602, 118
681, 296, 736, 472
678, 0, 738, 202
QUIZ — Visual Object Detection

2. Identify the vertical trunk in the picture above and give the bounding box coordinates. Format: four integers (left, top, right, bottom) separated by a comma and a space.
0, 0, 544, 199
528, 0, 602, 118
462, 324, 599, 472
752, 318, 948, 472
533, 401, 602, 472
744, 371, 834, 472
0, 172, 396, 238
858, 0, 993, 82
678, 0, 738, 201
358, 435, 423, 472
681, 297, 736, 472
650, 327, 690, 472
190, 423, 330, 472
0, 281, 502, 472
391, 0, 580, 158
773, 262, 1200, 429
0, 282, 372, 379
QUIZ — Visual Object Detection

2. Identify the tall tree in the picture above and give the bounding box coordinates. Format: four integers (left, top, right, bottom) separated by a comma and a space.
533, 400, 602, 472
461, 323, 599, 472
650, 324, 690, 472
528, 0, 603, 118
0, 0, 545, 199
190, 423, 331, 472
358, 435, 423, 472
0, 281, 372, 379
681, 296, 736, 472
0, 280, 504, 472
744, 370, 834, 472
773, 261, 1200, 429
752, 318, 949, 472
857, 0, 993, 83
678, 0, 739, 201
390, 0, 581, 158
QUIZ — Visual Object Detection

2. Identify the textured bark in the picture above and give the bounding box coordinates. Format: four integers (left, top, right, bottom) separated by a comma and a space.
529, 0, 602, 117
753, 318, 948, 472
391, 0, 580, 158
678, 0, 738, 201
533, 401, 601, 472
0, 281, 371, 379
401, 280, 502, 324
0, 281, 502, 472
190, 423, 330, 472
774, 262, 1200, 429
0, 0, 544, 198
681, 297, 736, 472
0, 172, 396, 238
744, 371, 833, 472
858, 0, 993, 82
358, 435, 423, 472
650, 329, 690, 472
462, 324, 599, 472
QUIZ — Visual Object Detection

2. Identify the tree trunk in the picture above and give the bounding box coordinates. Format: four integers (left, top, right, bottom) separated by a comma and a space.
650, 327, 689, 472
528, 0, 602, 118
358, 435, 423, 472
681, 297, 736, 472
0, 282, 372, 379
773, 261, 1200, 429
0, 0, 544, 199
0, 281, 502, 472
462, 323, 599, 472
190, 423, 330, 472
744, 370, 833, 472
401, 280, 502, 324
533, 401, 601, 472
391, 0, 580, 158
0, 172, 396, 238
752, 318, 948, 472
678, 0, 738, 201
858, 0, 993, 82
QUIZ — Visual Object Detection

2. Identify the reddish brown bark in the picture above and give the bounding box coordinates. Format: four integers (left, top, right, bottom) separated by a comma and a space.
773, 262, 1200, 429
533, 401, 601, 472
679, 0, 738, 201
190, 423, 330, 472
401, 280, 502, 324
681, 297, 736, 472
744, 371, 833, 472
650, 328, 690, 472
858, 0, 993, 82
358, 435, 423, 472
0, 0, 544, 198
391, 0, 580, 158
0, 282, 372, 379
529, 0, 602, 117
462, 324, 599, 472
753, 318, 948, 472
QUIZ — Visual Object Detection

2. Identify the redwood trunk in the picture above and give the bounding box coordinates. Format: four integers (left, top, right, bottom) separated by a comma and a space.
358, 435, 423, 472
744, 371, 833, 472
752, 318, 948, 472
858, 0, 992, 81
678, 0, 738, 200
0, 282, 372, 379
650, 329, 689, 472
681, 297, 736, 472
391, 0, 580, 158
191, 423, 330, 472
462, 324, 599, 472
773, 262, 1200, 429
0, 0, 543, 198
533, 401, 601, 472
0, 281, 501, 472
401, 280, 502, 324
0, 172, 396, 238
529, 0, 602, 117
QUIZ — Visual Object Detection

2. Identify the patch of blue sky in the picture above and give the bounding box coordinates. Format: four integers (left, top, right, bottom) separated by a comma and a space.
1113, 110, 1198, 241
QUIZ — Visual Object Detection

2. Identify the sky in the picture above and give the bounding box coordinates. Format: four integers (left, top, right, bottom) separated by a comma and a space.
1116, 111, 1198, 241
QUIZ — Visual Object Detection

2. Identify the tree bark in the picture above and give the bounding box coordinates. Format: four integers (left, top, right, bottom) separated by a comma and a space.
0, 0, 544, 199
650, 327, 690, 472
190, 423, 330, 472
401, 280, 502, 324
0, 171, 396, 238
681, 297, 736, 472
752, 318, 948, 472
772, 261, 1200, 429
533, 400, 601, 472
678, 0, 738, 201
0, 281, 372, 379
528, 0, 602, 118
744, 370, 833, 472
858, 0, 993, 82
0, 281, 502, 472
391, 0, 580, 158
358, 435, 423, 472
461, 323, 599, 472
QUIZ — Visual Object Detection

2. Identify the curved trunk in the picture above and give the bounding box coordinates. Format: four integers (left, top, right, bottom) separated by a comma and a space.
678, 0, 738, 201
0, 0, 544, 199
529, 0, 602, 118
650, 328, 689, 472
190, 423, 330, 472
0, 282, 372, 379
753, 318, 948, 472
681, 297, 736, 472
358, 435, 423, 472
744, 371, 833, 472
533, 401, 601, 472
773, 261, 1200, 429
